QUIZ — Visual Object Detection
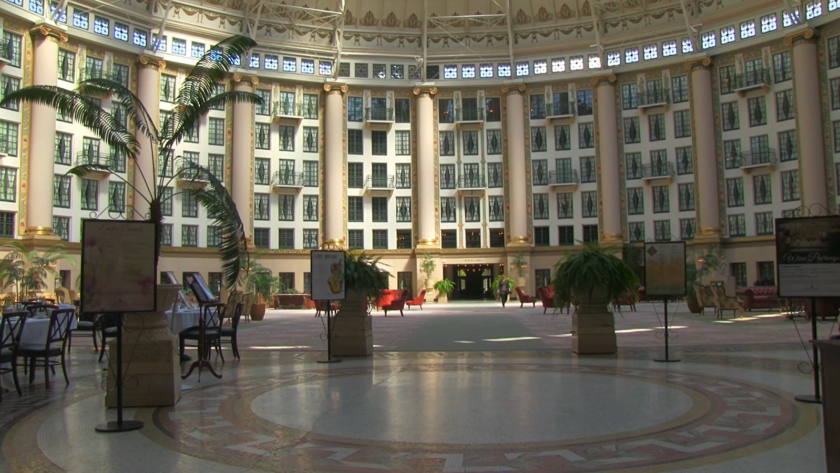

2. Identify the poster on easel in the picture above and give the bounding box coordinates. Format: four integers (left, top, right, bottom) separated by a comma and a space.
81, 220, 157, 314
775, 216, 840, 298
644, 241, 687, 297
311, 251, 346, 301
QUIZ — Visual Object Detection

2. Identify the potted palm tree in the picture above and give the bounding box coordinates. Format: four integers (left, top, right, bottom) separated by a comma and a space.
511, 252, 528, 290
421, 253, 437, 290
0, 242, 75, 302
2, 35, 259, 407
333, 252, 390, 356
243, 261, 274, 321
434, 278, 455, 303
552, 243, 639, 355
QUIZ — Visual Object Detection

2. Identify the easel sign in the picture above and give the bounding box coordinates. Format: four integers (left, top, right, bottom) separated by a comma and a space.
644, 241, 687, 297
311, 251, 346, 301
775, 216, 840, 298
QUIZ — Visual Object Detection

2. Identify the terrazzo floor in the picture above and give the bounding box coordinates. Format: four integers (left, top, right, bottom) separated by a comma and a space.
0, 301, 834, 472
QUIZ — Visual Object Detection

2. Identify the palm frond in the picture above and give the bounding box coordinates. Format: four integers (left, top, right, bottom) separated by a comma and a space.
1, 86, 137, 157
78, 78, 158, 144
67, 164, 114, 178
182, 162, 248, 290
164, 90, 262, 150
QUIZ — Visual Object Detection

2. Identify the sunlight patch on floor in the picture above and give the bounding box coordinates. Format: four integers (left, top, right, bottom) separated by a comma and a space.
482, 336, 542, 342
248, 346, 313, 350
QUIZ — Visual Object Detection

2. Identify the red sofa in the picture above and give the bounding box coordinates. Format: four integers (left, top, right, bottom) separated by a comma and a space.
382, 288, 410, 316
740, 286, 780, 311
406, 289, 426, 310
515, 287, 538, 308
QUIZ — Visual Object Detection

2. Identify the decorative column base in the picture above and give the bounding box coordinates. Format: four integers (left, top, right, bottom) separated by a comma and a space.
693, 228, 723, 244
415, 238, 440, 250
332, 291, 373, 357
507, 237, 530, 248
572, 296, 617, 355
105, 285, 182, 408
21, 227, 61, 242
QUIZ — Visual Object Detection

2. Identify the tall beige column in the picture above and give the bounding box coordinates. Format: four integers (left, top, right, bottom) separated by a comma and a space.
786, 29, 829, 208
23, 25, 67, 239
322, 83, 347, 249
134, 55, 165, 221
592, 75, 622, 243
686, 58, 721, 237
503, 84, 529, 246
413, 86, 438, 248
232, 74, 258, 240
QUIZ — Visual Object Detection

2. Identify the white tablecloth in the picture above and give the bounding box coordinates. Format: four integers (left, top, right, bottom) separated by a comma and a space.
164, 309, 201, 334
3, 305, 79, 345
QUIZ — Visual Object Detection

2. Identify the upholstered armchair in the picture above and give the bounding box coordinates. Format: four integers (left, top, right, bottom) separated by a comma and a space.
383, 288, 411, 316
515, 287, 538, 308
711, 284, 743, 319
693, 283, 718, 316
406, 289, 427, 310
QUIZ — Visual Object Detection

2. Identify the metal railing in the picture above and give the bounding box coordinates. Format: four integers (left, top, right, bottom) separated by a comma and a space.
272, 170, 304, 186
735, 68, 772, 90
455, 107, 485, 121
638, 89, 671, 106
642, 161, 675, 178
273, 101, 303, 117
177, 165, 211, 181
365, 106, 394, 121
74, 150, 114, 168
740, 148, 777, 167
364, 174, 395, 189
549, 170, 579, 185
546, 102, 575, 117
457, 176, 487, 189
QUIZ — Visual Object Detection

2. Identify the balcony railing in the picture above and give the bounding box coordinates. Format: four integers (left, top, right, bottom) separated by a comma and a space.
546, 102, 575, 117
740, 148, 777, 170
80, 68, 105, 81
177, 165, 211, 182
642, 161, 675, 181
638, 89, 671, 108
364, 174, 395, 190
365, 106, 394, 122
272, 170, 304, 187
273, 101, 303, 117
548, 170, 579, 187
734, 68, 772, 94
75, 150, 114, 168
457, 176, 486, 189
455, 107, 484, 122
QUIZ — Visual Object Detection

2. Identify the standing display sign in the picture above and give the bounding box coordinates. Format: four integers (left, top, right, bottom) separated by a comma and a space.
310, 251, 346, 364
775, 216, 840, 404
644, 241, 686, 363
81, 219, 157, 434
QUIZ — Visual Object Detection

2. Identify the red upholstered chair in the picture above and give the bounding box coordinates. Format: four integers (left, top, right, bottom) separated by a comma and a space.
406, 289, 426, 310
383, 288, 410, 317
515, 287, 538, 308
314, 300, 339, 317
537, 286, 555, 314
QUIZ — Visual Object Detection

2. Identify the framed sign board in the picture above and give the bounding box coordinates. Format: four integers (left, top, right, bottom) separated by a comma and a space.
81, 220, 157, 314
311, 251, 346, 301
183, 272, 217, 304
775, 216, 840, 298
644, 241, 687, 297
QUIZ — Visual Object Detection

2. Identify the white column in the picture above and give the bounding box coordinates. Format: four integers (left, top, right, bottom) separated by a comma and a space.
413, 86, 438, 248
592, 75, 622, 242
503, 84, 529, 246
231, 74, 258, 241
134, 55, 164, 222
322, 83, 347, 249
686, 58, 722, 237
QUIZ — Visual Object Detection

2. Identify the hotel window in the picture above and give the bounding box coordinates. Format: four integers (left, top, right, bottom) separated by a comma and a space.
439, 99, 454, 123
301, 60, 315, 75
748, 97, 767, 127
724, 140, 742, 169
570, 56, 584, 70
463, 131, 479, 155
629, 222, 645, 242
580, 157, 595, 183
534, 227, 550, 247
720, 26, 736, 44
674, 110, 691, 138
355, 63, 368, 78
578, 123, 594, 149
0, 121, 18, 157
207, 226, 221, 247
779, 130, 797, 162
626, 48, 639, 63
347, 230, 363, 250
277, 91, 296, 115
643, 44, 658, 60
781, 170, 800, 201
58, 49, 75, 82
654, 220, 671, 241
757, 261, 775, 285
532, 160, 548, 186
530, 95, 546, 119
54, 133, 72, 165
396, 163, 411, 188
487, 130, 502, 154
160, 187, 173, 216
395, 99, 410, 123
487, 163, 503, 188
255, 158, 271, 185
581, 191, 597, 218
576, 90, 593, 115
582, 225, 599, 243
278, 195, 294, 221
464, 197, 481, 222
114, 22, 128, 41
253, 228, 270, 249
0, 76, 19, 111
171, 38, 186, 55
303, 161, 318, 187
776, 90, 794, 121
390, 64, 404, 79
54, 175, 71, 208
208, 118, 225, 145
319, 61, 332, 76
558, 226, 575, 245
109, 182, 125, 213
348, 163, 363, 188
445, 65, 459, 79
184, 122, 199, 143
0, 212, 14, 238
280, 229, 297, 249
254, 89, 271, 115
649, 114, 666, 141
110, 63, 129, 88
182, 192, 198, 218
626, 153, 642, 180
302, 94, 318, 119
253, 123, 270, 149
348, 197, 363, 222
498, 63, 511, 77
396, 197, 411, 222
620, 82, 640, 108
833, 79, 840, 110
753, 175, 772, 205
396, 230, 412, 249
281, 57, 295, 72
303, 127, 318, 153
740, 20, 756, 39
80, 179, 97, 210
531, 127, 547, 152
719, 65, 736, 95
534, 194, 549, 220
701, 31, 717, 49
680, 219, 696, 240
372, 197, 388, 222
53, 217, 70, 241
440, 164, 456, 189
278, 126, 294, 151
160, 75, 176, 102
489, 230, 505, 248
624, 117, 640, 144
627, 188, 644, 215
255, 193, 270, 220
773, 51, 791, 83
722, 102, 739, 131
303, 195, 318, 221
485, 97, 501, 121
481, 64, 495, 78
678, 183, 695, 211
372, 230, 388, 249
489, 196, 504, 221
1, 33, 21, 68
727, 178, 744, 207
440, 131, 455, 156
652, 185, 670, 213
207, 154, 223, 181
370, 130, 387, 155
465, 229, 482, 248
182, 225, 198, 247
755, 212, 774, 235
348, 97, 363, 121
555, 125, 571, 150
836, 122, 840, 153
441, 197, 456, 223
672, 76, 689, 103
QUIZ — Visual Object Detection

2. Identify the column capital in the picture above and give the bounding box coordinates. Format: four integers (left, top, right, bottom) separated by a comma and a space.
501, 84, 526, 95
784, 28, 817, 46
136, 54, 166, 71
590, 74, 616, 87
684, 57, 712, 71
507, 236, 530, 246
232, 73, 259, 86
412, 86, 438, 96
29, 23, 68, 43
324, 82, 348, 94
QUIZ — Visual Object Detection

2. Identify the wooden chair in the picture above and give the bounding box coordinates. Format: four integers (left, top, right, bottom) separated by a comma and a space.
515, 287, 538, 308
16, 308, 75, 388
693, 283, 718, 316
220, 302, 245, 360
0, 311, 27, 397
711, 284, 743, 319
97, 313, 120, 362
406, 290, 427, 310
611, 291, 637, 313
72, 312, 100, 353
180, 303, 225, 362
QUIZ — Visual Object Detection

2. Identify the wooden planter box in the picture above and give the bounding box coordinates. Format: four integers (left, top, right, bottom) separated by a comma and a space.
272, 293, 310, 309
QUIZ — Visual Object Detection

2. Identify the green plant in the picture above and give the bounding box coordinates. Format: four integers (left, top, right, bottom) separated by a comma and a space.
433, 278, 455, 296
421, 253, 436, 279
344, 252, 390, 299
1, 36, 260, 291
0, 242, 75, 302
511, 252, 527, 278
242, 261, 275, 304
686, 245, 724, 299
552, 243, 639, 305
491, 274, 515, 295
